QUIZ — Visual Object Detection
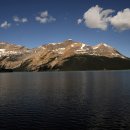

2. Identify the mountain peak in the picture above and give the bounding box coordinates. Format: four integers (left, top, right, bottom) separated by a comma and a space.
99, 43, 112, 47
93, 43, 113, 49
63, 39, 74, 43
0, 40, 127, 59
68, 39, 73, 41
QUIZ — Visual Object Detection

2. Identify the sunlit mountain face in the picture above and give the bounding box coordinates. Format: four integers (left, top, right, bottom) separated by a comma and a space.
0, 40, 130, 72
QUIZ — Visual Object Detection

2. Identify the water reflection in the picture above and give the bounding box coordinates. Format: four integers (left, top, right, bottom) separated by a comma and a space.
0, 71, 130, 129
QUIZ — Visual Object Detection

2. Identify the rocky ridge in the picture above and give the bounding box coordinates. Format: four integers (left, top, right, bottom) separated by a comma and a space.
0, 40, 130, 71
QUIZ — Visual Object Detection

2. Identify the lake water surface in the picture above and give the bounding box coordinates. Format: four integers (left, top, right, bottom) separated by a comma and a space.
0, 71, 130, 129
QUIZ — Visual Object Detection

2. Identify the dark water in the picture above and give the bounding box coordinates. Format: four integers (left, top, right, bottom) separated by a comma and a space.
0, 71, 130, 130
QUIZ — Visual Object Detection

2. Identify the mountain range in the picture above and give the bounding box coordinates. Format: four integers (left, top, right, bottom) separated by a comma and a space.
0, 39, 130, 72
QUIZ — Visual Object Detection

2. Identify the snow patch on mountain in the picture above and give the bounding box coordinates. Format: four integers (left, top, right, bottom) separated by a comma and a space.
93, 46, 99, 49
0, 49, 6, 53
93, 43, 113, 50
0, 50, 21, 57
81, 43, 86, 49
52, 47, 65, 54
71, 44, 74, 47
49, 43, 57, 45
0, 42, 6, 45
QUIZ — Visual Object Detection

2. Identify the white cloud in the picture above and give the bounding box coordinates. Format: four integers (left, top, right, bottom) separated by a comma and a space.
83, 5, 114, 30
0, 21, 11, 29
35, 11, 56, 24
21, 18, 28, 23
110, 8, 130, 31
13, 16, 28, 23
77, 19, 82, 24
78, 5, 130, 31
41, 11, 48, 17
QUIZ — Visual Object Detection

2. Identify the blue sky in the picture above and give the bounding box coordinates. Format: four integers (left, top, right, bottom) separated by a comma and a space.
0, 0, 130, 57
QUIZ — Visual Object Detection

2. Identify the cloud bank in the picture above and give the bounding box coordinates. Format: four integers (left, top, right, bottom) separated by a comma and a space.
110, 8, 130, 31
78, 5, 130, 31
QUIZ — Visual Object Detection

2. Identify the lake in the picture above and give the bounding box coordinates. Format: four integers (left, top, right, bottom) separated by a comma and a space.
0, 71, 130, 129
